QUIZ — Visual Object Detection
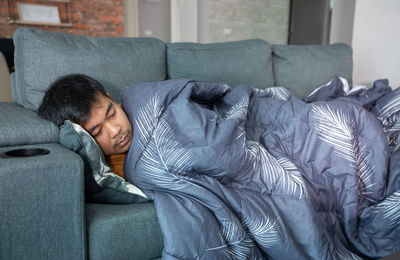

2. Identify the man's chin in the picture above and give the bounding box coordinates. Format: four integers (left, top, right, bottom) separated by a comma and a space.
115, 134, 132, 154
123, 136, 132, 153
118, 143, 131, 154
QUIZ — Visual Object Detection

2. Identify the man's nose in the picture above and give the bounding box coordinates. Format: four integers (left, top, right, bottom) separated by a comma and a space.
106, 123, 121, 138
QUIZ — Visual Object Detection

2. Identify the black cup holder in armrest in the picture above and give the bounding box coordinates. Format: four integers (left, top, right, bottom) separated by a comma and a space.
1, 148, 50, 158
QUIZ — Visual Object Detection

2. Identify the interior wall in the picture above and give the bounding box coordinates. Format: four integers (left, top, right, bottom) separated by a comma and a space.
197, 0, 209, 43
208, 0, 290, 44
127, 0, 290, 44
289, 0, 331, 45
171, 0, 198, 42
137, 0, 170, 42
352, 0, 400, 89
123, 0, 137, 37
329, 0, 355, 46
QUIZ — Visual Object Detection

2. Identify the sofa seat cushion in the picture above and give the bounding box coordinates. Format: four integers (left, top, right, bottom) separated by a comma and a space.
272, 43, 353, 98
167, 39, 274, 89
13, 27, 167, 111
86, 202, 163, 260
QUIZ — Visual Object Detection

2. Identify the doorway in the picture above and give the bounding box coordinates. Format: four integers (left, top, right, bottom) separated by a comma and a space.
137, 0, 171, 42
289, 0, 332, 44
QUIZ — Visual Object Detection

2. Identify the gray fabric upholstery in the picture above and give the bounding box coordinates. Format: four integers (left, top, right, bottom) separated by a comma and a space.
9, 73, 22, 105
272, 43, 353, 98
167, 39, 274, 89
86, 202, 163, 260
0, 143, 85, 260
0, 102, 59, 147
13, 27, 167, 111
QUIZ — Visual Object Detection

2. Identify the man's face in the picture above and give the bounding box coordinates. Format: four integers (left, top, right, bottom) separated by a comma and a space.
83, 94, 132, 155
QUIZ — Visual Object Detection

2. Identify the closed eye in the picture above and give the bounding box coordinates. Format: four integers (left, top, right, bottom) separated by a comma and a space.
89, 100, 115, 138
92, 128, 102, 137
108, 110, 116, 119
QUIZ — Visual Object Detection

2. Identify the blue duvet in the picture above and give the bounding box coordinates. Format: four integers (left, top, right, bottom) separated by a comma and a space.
121, 77, 400, 259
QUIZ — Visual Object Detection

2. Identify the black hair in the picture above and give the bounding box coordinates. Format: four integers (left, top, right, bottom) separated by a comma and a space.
38, 74, 108, 126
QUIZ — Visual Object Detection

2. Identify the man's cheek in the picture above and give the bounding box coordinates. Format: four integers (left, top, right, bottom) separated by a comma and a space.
95, 138, 107, 152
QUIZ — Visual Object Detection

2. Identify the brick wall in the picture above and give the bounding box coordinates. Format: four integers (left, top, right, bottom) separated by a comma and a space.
208, 0, 290, 44
0, 0, 124, 38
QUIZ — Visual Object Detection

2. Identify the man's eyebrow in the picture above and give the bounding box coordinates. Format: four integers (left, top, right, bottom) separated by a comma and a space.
88, 102, 114, 134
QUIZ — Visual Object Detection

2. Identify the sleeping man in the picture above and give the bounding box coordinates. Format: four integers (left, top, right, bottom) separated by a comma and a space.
39, 74, 133, 156
39, 73, 400, 259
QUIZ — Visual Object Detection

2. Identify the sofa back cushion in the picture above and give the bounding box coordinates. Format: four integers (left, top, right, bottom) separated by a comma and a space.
167, 39, 274, 89
272, 43, 353, 98
13, 28, 167, 111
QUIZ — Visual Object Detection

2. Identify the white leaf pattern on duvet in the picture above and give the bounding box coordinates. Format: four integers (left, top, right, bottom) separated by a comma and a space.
312, 105, 376, 202
378, 92, 400, 124
135, 95, 163, 151
206, 218, 254, 259
277, 157, 309, 200
245, 140, 309, 199
135, 94, 194, 190
224, 96, 249, 121
254, 87, 290, 101
242, 214, 280, 248
373, 191, 400, 227
377, 92, 400, 151
221, 219, 253, 259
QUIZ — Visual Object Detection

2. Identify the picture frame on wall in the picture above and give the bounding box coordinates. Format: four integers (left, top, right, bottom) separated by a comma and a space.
17, 2, 61, 24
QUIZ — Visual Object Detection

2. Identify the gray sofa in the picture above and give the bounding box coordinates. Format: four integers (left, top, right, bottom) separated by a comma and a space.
0, 27, 353, 260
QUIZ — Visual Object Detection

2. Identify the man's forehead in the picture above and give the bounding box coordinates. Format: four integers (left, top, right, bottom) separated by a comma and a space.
85, 97, 114, 132
92, 94, 113, 109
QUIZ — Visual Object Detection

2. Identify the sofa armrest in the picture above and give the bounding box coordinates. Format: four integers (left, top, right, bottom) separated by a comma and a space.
0, 143, 86, 260
0, 102, 59, 147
